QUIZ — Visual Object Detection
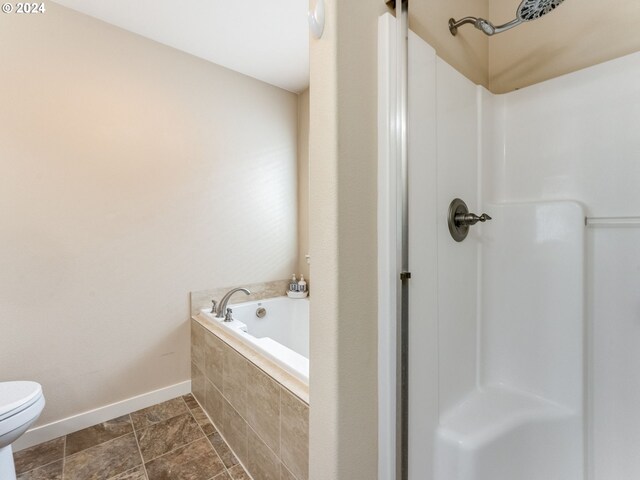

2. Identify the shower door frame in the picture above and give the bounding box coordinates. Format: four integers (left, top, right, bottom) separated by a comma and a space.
378, 2, 409, 479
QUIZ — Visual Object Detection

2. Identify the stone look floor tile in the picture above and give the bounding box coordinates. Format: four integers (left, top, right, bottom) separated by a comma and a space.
63, 433, 142, 480
229, 464, 252, 480
66, 415, 133, 456
107, 466, 147, 479
145, 437, 225, 480
190, 405, 216, 435
182, 393, 199, 410
13, 437, 65, 474
15, 394, 258, 480
207, 432, 239, 469
131, 397, 189, 430
136, 411, 203, 462
16, 459, 63, 480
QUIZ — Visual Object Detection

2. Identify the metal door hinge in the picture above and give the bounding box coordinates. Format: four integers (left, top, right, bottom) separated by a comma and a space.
400, 271, 411, 281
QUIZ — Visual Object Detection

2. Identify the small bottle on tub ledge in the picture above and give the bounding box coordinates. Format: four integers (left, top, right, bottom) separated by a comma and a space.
287, 274, 309, 298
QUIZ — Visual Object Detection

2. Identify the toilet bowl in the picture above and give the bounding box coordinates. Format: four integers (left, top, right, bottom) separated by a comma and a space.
0, 382, 45, 480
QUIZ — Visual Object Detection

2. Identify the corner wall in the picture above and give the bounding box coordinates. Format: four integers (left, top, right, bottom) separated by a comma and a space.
488, 0, 640, 93
297, 89, 310, 282
409, 0, 489, 88
0, 3, 298, 428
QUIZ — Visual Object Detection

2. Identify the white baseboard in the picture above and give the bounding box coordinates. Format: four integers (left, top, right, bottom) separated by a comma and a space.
13, 380, 191, 452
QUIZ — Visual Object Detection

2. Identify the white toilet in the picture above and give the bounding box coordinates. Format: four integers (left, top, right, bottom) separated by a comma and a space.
0, 382, 45, 480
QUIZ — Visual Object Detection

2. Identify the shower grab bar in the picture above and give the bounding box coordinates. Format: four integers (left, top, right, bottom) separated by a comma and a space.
585, 217, 640, 227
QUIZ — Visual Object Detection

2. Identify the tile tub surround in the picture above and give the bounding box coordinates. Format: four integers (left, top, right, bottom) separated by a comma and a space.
192, 316, 308, 404
192, 321, 309, 480
190, 280, 290, 316
12, 395, 251, 480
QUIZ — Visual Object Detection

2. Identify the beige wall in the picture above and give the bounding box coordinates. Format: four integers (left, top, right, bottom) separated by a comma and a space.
308, 0, 387, 478
410, 0, 489, 87
297, 89, 310, 282
0, 3, 298, 427
410, 0, 640, 93
489, 0, 640, 93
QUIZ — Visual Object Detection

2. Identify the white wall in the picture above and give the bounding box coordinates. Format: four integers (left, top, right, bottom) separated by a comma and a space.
486, 51, 640, 480
0, 3, 298, 427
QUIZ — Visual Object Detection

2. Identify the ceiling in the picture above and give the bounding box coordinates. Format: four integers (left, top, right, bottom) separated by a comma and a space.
52, 0, 310, 93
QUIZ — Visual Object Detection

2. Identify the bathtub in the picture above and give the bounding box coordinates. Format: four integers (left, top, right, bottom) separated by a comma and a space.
197, 296, 309, 383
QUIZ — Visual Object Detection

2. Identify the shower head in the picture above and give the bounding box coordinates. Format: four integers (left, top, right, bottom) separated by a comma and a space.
449, 0, 566, 36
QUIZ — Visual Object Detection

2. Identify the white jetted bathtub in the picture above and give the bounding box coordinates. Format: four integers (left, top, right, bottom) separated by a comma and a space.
198, 296, 309, 383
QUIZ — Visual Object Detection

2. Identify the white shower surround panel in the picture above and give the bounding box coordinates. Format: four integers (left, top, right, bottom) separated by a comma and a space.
485, 52, 640, 216
487, 51, 640, 480
409, 34, 592, 480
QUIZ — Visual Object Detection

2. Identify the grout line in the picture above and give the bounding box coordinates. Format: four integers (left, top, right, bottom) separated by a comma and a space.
207, 436, 232, 479
130, 413, 150, 480
25, 397, 196, 480
211, 377, 272, 453
64, 431, 134, 461
63, 430, 144, 479
62, 435, 66, 480
247, 424, 282, 474
17, 455, 65, 478
200, 383, 235, 478
141, 435, 215, 471
182, 395, 225, 469
132, 397, 192, 430
134, 399, 214, 468
192, 392, 255, 480
106, 465, 147, 480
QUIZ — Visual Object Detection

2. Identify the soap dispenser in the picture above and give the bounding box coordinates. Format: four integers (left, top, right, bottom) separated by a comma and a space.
297, 275, 307, 293
289, 274, 298, 292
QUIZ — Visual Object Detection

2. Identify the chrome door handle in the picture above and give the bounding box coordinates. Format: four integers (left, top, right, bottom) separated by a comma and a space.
454, 212, 492, 226
448, 198, 492, 242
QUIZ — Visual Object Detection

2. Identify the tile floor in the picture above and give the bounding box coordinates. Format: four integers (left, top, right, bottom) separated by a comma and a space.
13, 394, 252, 480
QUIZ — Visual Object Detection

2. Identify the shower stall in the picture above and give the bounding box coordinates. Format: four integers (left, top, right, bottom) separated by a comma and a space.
379, 6, 640, 480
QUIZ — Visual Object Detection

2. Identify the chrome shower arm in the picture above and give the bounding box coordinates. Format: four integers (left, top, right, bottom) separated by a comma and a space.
491, 17, 523, 34
448, 17, 481, 36
449, 16, 522, 36
449, 0, 565, 36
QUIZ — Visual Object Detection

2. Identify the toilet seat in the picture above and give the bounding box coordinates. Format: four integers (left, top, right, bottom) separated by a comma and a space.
0, 382, 42, 422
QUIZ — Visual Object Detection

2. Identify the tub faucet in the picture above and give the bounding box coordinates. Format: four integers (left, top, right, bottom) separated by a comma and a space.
216, 287, 251, 319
